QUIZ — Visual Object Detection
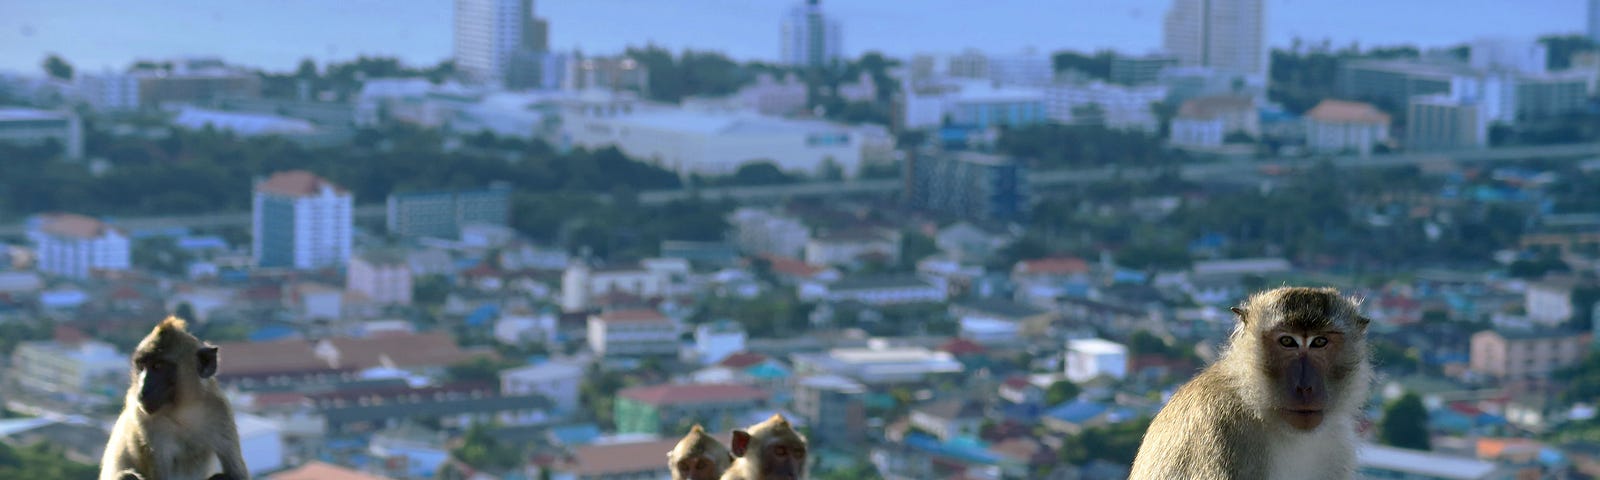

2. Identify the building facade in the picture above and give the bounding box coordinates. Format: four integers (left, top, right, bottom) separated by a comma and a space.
347, 251, 413, 306
500, 360, 584, 414
1406, 95, 1488, 151
728, 207, 812, 258
792, 374, 867, 445
76, 58, 261, 111
251, 170, 353, 270
454, 0, 549, 86
27, 213, 130, 279
779, 0, 842, 68
1515, 72, 1589, 121
1064, 338, 1129, 383
904, 150, 1031, 223
10, 337, 127, 404
587, 309, 679, 357
1304, 99, 1391, 156
1162, 0, 1267, 79
0, 108, 83, 158
1111, 54, 1181, 86
1469, 329, 1593, 380
385, 184, 512, 239
1045, 82, 1168, 132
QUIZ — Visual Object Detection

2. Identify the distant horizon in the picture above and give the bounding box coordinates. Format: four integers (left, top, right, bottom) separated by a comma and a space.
1, 0, 1586, 75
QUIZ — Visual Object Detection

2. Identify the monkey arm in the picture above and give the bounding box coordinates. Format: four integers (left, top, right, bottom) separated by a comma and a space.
209, 400, 251, 479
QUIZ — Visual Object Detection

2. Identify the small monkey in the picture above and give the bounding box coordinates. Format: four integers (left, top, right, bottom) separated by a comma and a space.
1129, 287, 1372, 480
721, 414, 809, 480
100, 317, 249, 480
669, 424, 734, 480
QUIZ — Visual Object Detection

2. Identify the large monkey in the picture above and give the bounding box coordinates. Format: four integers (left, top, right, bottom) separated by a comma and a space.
100, 317, 249, 480
669, 424, 734, 480
721, 414, 809, 480
1130, 287, 1372, 480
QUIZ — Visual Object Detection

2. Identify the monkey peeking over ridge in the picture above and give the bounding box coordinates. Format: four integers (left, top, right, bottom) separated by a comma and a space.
721, 414, 809, 480
669, 424, 734, 480
1130, 286, 1373, 480
100, 317, 249, 480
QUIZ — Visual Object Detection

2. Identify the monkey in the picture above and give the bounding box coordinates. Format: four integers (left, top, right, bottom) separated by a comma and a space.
669, 424, 734, 480
100, 317, 250, 480
1129, 286, 1372, 480
721, 414, 809, 480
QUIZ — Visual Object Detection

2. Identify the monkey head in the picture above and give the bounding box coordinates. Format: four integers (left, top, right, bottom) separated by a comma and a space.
730, 414, 809, 480
130, 317, 220, 414
668, 424, 732, 480
1226, 287, 1370, 432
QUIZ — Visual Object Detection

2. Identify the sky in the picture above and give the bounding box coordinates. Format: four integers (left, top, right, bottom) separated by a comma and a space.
0, 0, 1587, 74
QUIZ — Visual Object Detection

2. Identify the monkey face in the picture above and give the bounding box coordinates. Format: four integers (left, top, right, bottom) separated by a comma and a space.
731, 427, 808, 480
673, 455, 724, 480
1263, 328, 1348, 431
133, 345, 219, 413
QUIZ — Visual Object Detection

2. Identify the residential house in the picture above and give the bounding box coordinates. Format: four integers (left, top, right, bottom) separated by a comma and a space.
313, 382, 553, 435
1356, 443, 1513, 480
553, 435, 734, 480
500, 360, 586, 414
792, 374, 867, 445
728, 207, 811, 259
935, 222, 1016, 265
614, 383, 769, 435
690, 352, 794, 404
9, 328, 128, 405
1525, 277, 1590, 326
561, 261, 671, 313
586, 309, 679, 358
908, 398, 986, 442
950, 298, 1056, 345
1469, 328, 1592, 380
1065, 338, 1129, 383
804, 228, 902, 267
1011, 256, 1092, 285
693, 320, 748, 365
1042, 399, 1136, 435
1169, 95, 1258, 149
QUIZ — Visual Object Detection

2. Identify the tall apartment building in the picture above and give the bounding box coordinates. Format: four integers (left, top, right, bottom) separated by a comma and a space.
455, 0, 550, 85
1162, 0, 1267, 80
252, 170, 353, 270
27, 213, 130, 279
1591, 0, 1600, 45
780, 0, 843, 68
76, 57, 261, 111
904, 150, 1031, 223
386, 184, 512, 239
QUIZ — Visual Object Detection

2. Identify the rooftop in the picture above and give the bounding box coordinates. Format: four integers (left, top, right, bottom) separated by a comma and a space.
595, 309, 671, 324
0, 108, 72, 122
796, 374, 867, 393
608, 108, 852, 136
1014, 256, 1091, 276
1068, 338, 1128, 355
617, 383, 768, 406
831, 275, 934, 292
256, 170, 348, 197
35, 213, 119, 239
1306, 99, 1391, 124
267, 461, 397, 480
1177, 95, 1255, 119
567, 435, 728, 477
1357, 443, 1498, 480
718, 352, 771, 369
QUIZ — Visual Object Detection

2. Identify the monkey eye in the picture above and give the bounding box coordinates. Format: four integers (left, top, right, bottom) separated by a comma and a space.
1277, 336, 1298, 348
695, 458, 711, 470
1310, 337, 1329, 348
793, 448, 806, 459
774, 446, 787, 457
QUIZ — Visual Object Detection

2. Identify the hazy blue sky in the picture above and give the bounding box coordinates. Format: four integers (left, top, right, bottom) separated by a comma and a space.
1, 0, 1585, 74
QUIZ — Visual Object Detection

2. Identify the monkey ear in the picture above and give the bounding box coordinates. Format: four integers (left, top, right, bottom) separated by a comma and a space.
730, 430, 752, 458
1230, 307, 1248, 323
197, 346, 219, 378
1356, 315, 1371, 329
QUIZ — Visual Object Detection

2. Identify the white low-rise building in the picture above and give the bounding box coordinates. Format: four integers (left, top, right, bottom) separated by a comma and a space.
824, 275, 947, 306
694, 320, 748, 366
1169, 95, 1258, 149
729, 207, 812, 258
1304, 100, 1390, 156
10, 335, 128, 404
1064, 338, 1128, 383
27, 213, 130, 279
500, 360, 586, 414
791, 341, 965, 385
236, 413, 285, 477
1045, 82, 1168, 132
587, 309, 679, 358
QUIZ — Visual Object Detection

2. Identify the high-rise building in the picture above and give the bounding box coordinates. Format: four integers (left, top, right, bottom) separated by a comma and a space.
455, 0, 550, 86
386, 183, 512, 240
1590, 0, 1600, 45
1406, 95, 1488, 151
904, 150, 1031, 223
780, 0, 843, 68
1162, 0, 1267, 80
252, 170, 353, 270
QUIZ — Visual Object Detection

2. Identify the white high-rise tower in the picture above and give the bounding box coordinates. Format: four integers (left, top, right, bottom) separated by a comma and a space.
1162, 0, 1267, 80
454, 0, 549, 85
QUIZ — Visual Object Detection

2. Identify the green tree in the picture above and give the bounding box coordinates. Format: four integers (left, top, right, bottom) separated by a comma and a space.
445, 356, 525, 383
1046, 379, 1081, 405
1378, 393, 1431, 450
42, 54, 73, 80
413, 274, 452, 306
451, 423, 524, 471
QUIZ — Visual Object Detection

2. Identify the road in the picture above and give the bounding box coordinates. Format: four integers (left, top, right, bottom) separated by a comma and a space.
3, 143, 1597, 236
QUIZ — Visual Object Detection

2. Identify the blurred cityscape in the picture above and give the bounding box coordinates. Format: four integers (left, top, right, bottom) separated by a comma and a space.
3, 1, 1600, 479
